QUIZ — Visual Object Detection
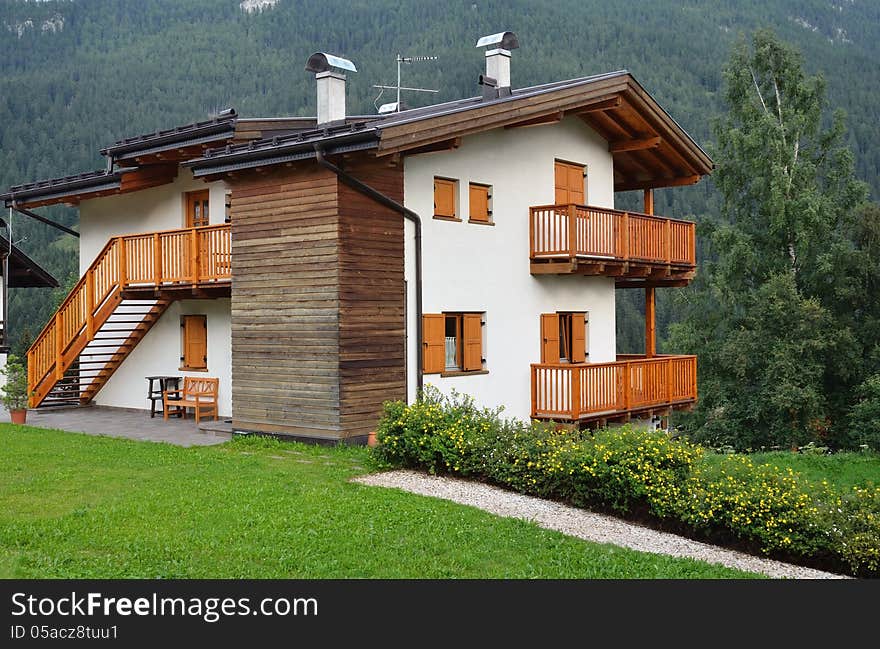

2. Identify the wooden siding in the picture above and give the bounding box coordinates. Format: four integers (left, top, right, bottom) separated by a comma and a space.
337, 157, 406, 439
229, 157, 406, 441
229, 165, 343, 439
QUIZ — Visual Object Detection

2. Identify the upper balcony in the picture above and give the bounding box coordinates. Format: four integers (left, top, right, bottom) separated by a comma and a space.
529, 204, 696, 286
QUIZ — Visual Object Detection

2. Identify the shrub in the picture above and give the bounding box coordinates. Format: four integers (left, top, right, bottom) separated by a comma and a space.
374, 388, 880, 577
0, 354, 31, 411
848, 374, 880, 452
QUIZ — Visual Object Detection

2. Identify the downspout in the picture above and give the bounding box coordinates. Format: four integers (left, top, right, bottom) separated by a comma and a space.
313, 145, 424, 393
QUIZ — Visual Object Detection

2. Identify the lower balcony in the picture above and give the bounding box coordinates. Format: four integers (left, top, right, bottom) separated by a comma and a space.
530, 355, 697, 423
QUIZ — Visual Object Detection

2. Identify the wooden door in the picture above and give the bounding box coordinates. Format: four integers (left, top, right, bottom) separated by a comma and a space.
554, 161, 585, 205
186, 190, 210, 228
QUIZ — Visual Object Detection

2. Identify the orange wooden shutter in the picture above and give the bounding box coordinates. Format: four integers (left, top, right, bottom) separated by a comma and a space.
433, 178, 456, 218
469, 184, 490, 222
183, 315, 207, 369
571, 312, 586, 363
540, 313, 560, 363
462, 314, 483, 371
554, 161, 584, 205
422, 314, 445, 374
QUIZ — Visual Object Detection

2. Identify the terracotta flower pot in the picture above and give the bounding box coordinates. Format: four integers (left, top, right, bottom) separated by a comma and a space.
9, 409, 27, 425
367, 431, 377, 447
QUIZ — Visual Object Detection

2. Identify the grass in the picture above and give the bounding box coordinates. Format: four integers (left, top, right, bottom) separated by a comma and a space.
702, 449, 880, 493
0, 424, 759, 579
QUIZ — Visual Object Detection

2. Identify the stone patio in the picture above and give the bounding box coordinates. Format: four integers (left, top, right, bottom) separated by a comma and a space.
0, 405, 232, 447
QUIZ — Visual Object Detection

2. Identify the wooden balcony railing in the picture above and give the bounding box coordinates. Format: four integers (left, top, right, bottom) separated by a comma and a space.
529, 204, 696, 266
27, 224, 231, 397
531, 355, 697, 421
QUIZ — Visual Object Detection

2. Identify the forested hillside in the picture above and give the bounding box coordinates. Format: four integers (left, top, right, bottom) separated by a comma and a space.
1, 0, 878, 355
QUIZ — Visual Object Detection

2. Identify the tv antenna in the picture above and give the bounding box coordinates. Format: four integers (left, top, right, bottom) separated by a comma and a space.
373, 53, 439, 113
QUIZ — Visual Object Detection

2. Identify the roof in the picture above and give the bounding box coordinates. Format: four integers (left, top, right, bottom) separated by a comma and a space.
187, 71, 713, 190
1, 169, 126, 209
0, 234, 59, 288
101, 109, 238, 162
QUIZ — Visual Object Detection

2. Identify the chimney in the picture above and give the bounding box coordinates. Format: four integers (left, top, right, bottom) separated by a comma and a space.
305, 52, 357, 126
475, 31, 519, 98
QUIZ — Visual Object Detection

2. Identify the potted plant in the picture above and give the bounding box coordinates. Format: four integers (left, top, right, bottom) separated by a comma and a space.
1, 354, 31, 424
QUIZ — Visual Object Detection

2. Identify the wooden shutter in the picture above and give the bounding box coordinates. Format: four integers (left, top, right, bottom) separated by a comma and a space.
469, 184, 490, 222
554, 161, 585, 205
540, 313, 560, 364
433, 178, 456, 218
462, 314, 483, 371
182, 315, 207, 370
186, 190, 210, 228
571, 312, 586, 363
422, 314, 445, 374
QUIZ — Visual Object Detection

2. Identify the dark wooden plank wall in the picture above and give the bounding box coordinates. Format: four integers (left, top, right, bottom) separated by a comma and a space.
337, 158, 406, 439
229, 156, 406, 441
229, 164, 343, 439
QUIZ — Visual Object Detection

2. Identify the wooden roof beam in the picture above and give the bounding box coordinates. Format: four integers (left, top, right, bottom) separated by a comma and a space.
570, 97, 622, 114
505, 111, 564, 129
405, 137, 462, 156
610, 136, 661, 153
615, 175, 701, 192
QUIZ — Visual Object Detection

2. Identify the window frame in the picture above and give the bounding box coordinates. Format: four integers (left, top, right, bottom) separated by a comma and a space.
541, 311, 587, 364
422, 311, 487, 376
433, 177, 460, 222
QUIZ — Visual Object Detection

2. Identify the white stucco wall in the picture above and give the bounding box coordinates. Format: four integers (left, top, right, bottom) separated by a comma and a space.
78, 170, 228, 276
404, 116, 617, 421
94, 299, 231, 417
78, 169, 230, 416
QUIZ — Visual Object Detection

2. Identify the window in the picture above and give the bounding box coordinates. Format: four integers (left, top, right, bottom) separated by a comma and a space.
554, 160, 586, 205
224, 190, 232, 223
468, 183, 493, 224
181, 315, 208, 370
540, 312, 587, 363
185, 190, 210, 228
433, 177, 459, 220
423, 312, 484, 374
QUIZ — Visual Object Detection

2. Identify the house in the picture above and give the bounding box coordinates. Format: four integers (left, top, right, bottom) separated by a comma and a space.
0, 232, 59, 377
1, 33, 710, 442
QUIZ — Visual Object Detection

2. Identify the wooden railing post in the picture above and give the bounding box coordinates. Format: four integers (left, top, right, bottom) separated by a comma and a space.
622, 360, 631, 413
568, 204, 577, 259
666, 358, 673, 403
117, 238, 127, 289
622, 212, 630, 261
665, 218, 672, 264
570, 366, 581, 420
191, 228, 200, 283
530, 365, 537, 417
153, 232, 161, 286
528, 208, 535, 259
54, 312, 63, 380
85, 269, 95, 340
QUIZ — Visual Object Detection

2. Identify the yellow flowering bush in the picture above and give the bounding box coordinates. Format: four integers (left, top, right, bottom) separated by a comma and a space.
373, 388, 880, 577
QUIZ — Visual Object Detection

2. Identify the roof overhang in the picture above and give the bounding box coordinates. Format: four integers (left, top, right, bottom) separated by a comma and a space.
0, 235, 58, 288
374, 72, 713, 191
1, 165, 179, 209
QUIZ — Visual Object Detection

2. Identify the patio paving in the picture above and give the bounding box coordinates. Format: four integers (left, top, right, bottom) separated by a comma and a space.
0, 405, 232, 447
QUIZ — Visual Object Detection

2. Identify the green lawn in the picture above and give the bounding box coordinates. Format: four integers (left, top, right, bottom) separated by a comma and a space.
702, 449, 880, 493
0, 425, 758, 579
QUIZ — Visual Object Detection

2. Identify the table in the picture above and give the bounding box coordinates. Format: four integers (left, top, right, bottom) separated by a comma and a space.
146, 375, 182, 418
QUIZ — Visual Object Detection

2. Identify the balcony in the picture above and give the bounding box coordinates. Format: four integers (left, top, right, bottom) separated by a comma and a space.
530, 355, 697, 423
529, 204, 696, 286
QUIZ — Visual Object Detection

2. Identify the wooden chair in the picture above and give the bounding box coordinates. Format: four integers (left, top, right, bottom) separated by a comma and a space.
163, 377, 219, 423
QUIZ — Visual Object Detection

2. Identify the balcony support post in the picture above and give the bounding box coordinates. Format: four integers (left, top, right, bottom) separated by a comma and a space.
645, 286, 656, 358
568, 204, 577, 259
570, 365, 581, 420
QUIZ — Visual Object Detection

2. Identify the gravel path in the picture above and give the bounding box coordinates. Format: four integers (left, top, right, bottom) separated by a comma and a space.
354, 470, 848, 579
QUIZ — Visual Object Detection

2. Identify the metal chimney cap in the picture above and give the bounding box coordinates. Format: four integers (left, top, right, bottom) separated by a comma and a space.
475, 31, 519, 50
305, 52, 358, 74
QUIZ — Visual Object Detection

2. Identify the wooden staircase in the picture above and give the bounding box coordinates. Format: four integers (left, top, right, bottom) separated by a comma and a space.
27, 224, 231, 408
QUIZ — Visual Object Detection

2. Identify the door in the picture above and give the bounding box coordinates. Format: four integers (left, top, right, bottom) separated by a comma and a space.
185, 190, 210, 228
554, 160, 585, 205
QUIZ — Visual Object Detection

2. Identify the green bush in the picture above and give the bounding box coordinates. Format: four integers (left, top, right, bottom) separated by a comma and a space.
374, 388, 880, 577
848, 374, 880, 452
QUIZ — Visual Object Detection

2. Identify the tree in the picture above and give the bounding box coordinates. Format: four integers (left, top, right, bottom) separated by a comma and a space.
669, 30, 870, 449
